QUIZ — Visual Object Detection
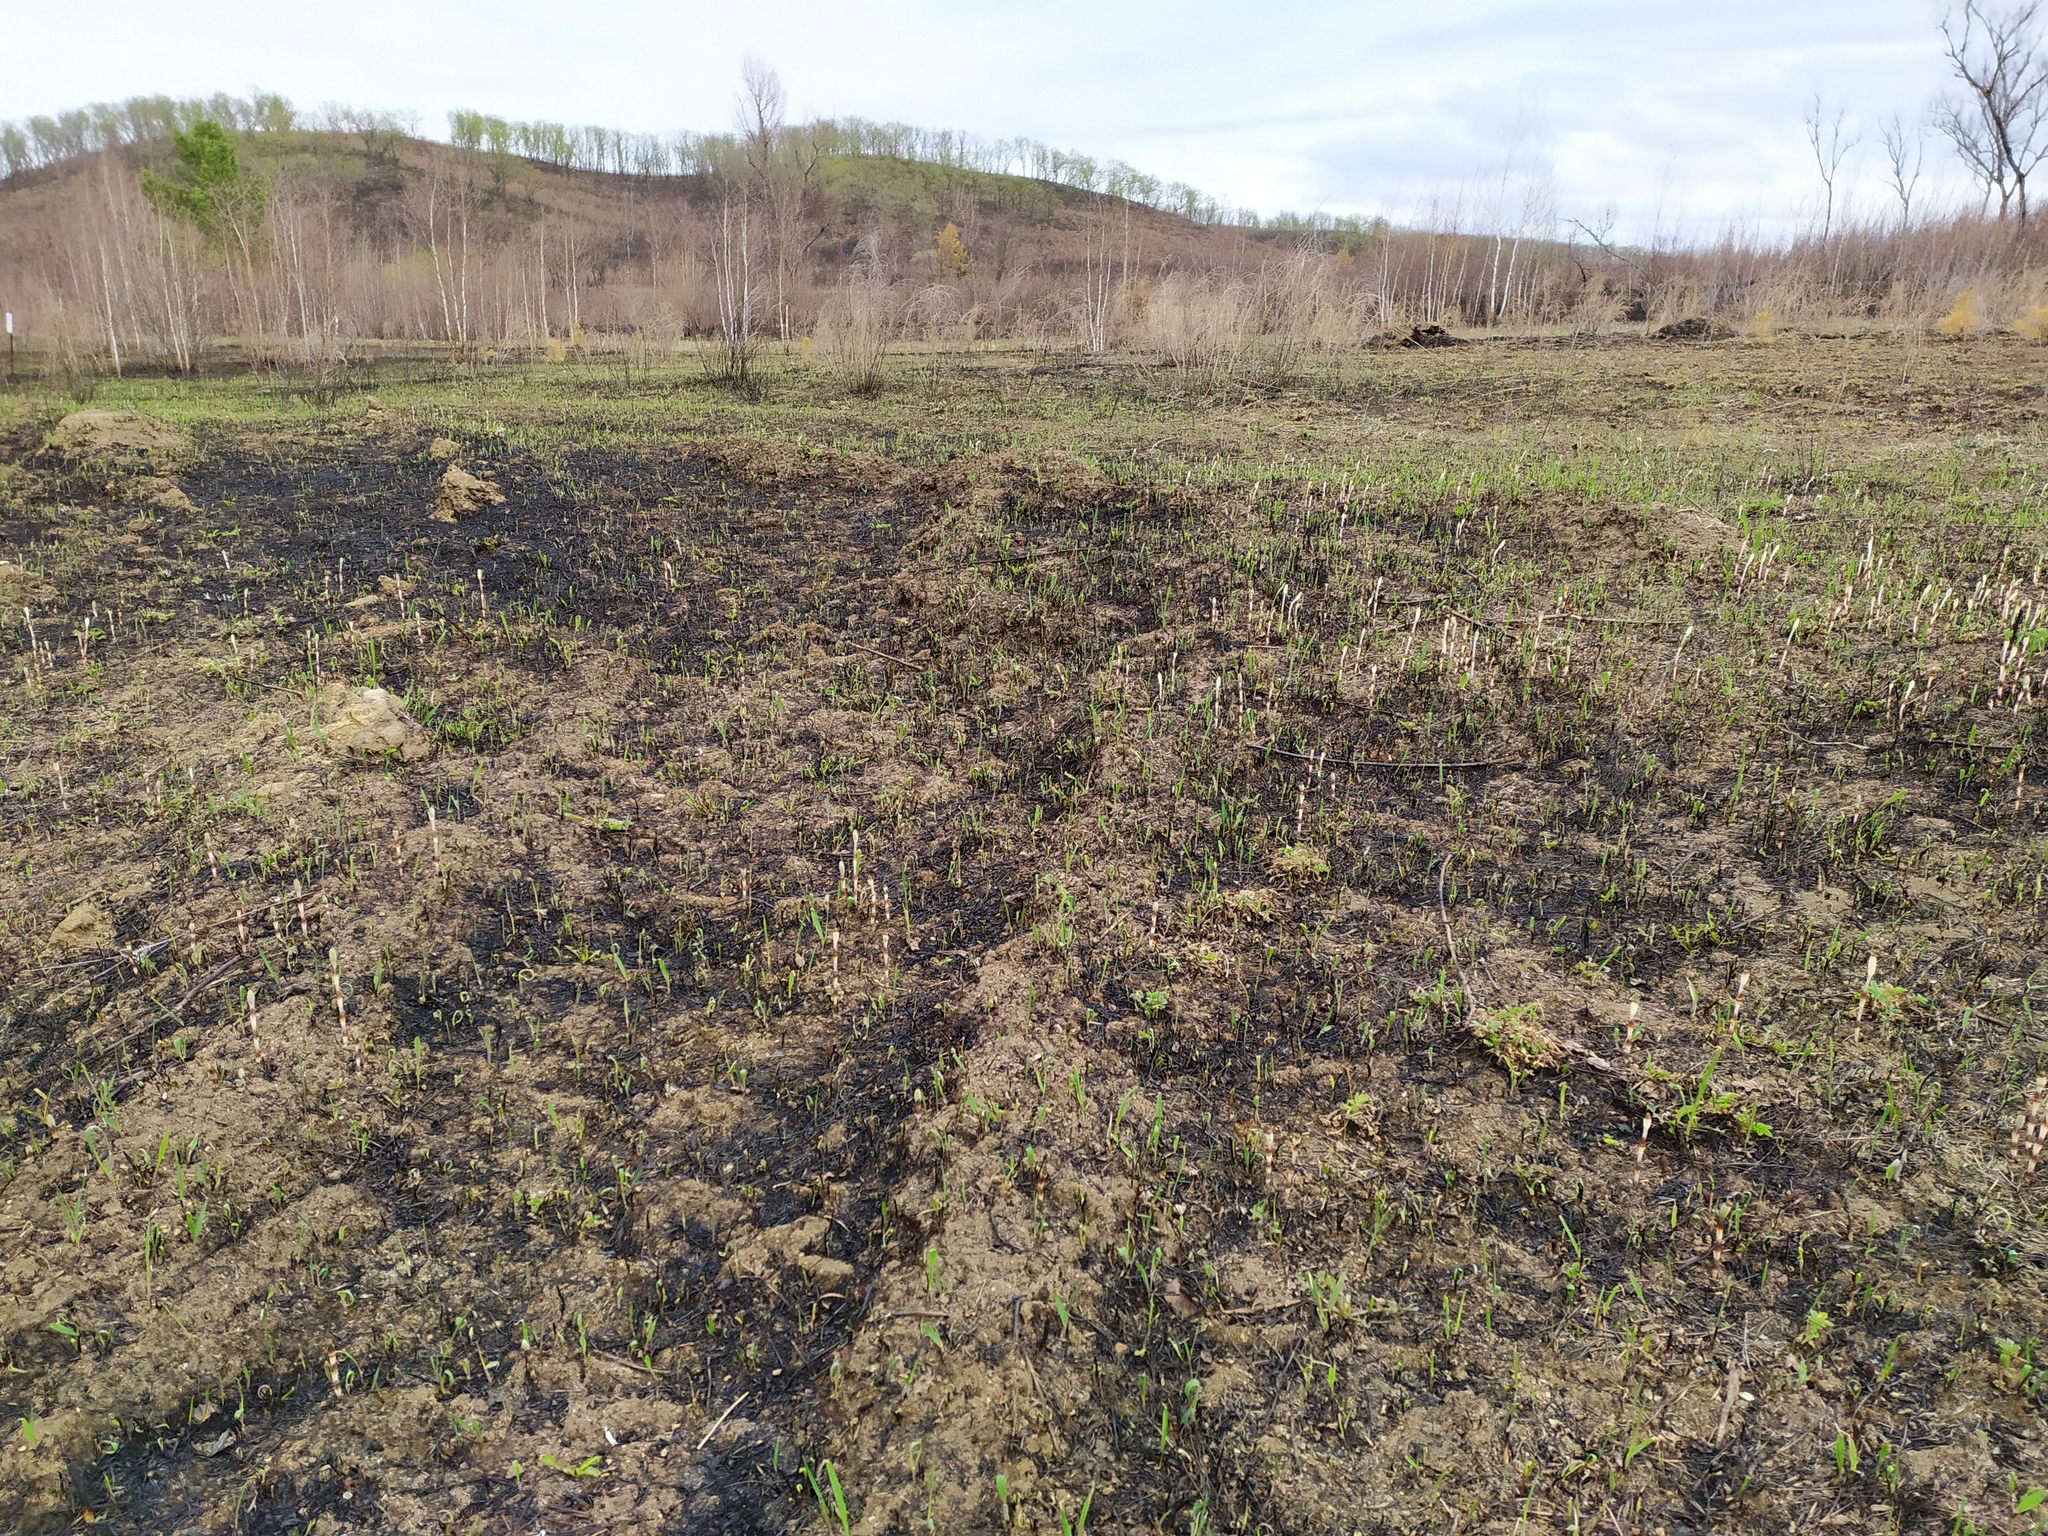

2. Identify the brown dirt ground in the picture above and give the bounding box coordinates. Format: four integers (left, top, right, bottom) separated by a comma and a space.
2, 338, 2048, 1535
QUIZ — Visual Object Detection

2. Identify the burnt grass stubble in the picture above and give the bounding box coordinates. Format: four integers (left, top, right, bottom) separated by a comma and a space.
1, 391, 2046, 1535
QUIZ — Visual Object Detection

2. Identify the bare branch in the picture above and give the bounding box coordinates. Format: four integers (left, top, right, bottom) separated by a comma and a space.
1878, 112, 1925, 226
1802, 94, 1860, 242
1936, 1, 2048, 222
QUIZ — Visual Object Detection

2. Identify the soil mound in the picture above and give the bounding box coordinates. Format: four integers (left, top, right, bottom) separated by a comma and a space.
45, 901, 114, 956
1557, 501, 1739, 568
1400, 323, 1465, 349
432, 463, 503, 522
48, 410, 191, 462
128, 476, 193, 512
698, 434, 901, 491
309, 683, 433, 760
0, 560, 56, 608
1662, 502, 1739, 558
1652, 316, 1734, 341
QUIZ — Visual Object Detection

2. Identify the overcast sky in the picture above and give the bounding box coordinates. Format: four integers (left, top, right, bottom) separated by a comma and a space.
0, 0, 1980, 239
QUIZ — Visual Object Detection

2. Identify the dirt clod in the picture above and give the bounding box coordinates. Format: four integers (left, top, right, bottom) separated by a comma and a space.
1400, 322, 1463, 348
0, 559, 55, 608
308, 683, 433, 760
45, 902, 114, 956
128, 475, 193, 512
1653, 316, 1734, 341
48, 410, 191, 462
432, 462, 502, 521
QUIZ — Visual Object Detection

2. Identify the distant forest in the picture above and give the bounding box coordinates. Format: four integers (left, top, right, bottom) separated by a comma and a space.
3, 72, 2045, 382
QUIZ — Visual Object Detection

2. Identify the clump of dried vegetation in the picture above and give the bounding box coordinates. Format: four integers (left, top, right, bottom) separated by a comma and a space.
0, 329, 2046, 1534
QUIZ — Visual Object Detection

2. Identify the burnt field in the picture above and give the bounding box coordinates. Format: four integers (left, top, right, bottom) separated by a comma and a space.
2, 336, 2048, 1534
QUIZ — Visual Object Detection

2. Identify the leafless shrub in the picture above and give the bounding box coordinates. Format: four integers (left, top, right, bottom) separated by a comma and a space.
1072, 198, 1136, 353
1803, 95, 1861, 242
903, 282, 966, 344
709, 195, 762, 387
1141, 272, 1250, 376
817, 235, 892, 392
622, 301, 683, 383
1880, 112, 1927, 227
1257, 246, 1347, 379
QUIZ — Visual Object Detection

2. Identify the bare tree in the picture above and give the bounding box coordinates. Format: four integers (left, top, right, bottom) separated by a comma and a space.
1803, 95, 1860, 241
316, 104, 417, 163
702, 59, 780, 380
736, 55, 785, 169
817, 232, 892, 392
732, 56, 821, 340
710, 195, 760, 385
1936, 1, 2048, 222
1076, 197, 1120, 353
1878, 112, 1925, 225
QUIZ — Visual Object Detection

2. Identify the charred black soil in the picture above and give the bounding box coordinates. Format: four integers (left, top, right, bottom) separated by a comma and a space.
3, 339, 2048, 1535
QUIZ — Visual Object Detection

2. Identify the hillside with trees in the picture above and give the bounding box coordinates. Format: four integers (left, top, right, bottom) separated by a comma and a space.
8, 32, 2048, 385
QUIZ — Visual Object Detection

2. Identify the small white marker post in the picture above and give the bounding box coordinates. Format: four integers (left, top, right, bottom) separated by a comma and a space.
4, 312, 12, 385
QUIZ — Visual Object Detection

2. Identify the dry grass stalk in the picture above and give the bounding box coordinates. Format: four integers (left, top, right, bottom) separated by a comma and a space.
2013, 1072, 2048, 1175
817, 237, 892, 393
